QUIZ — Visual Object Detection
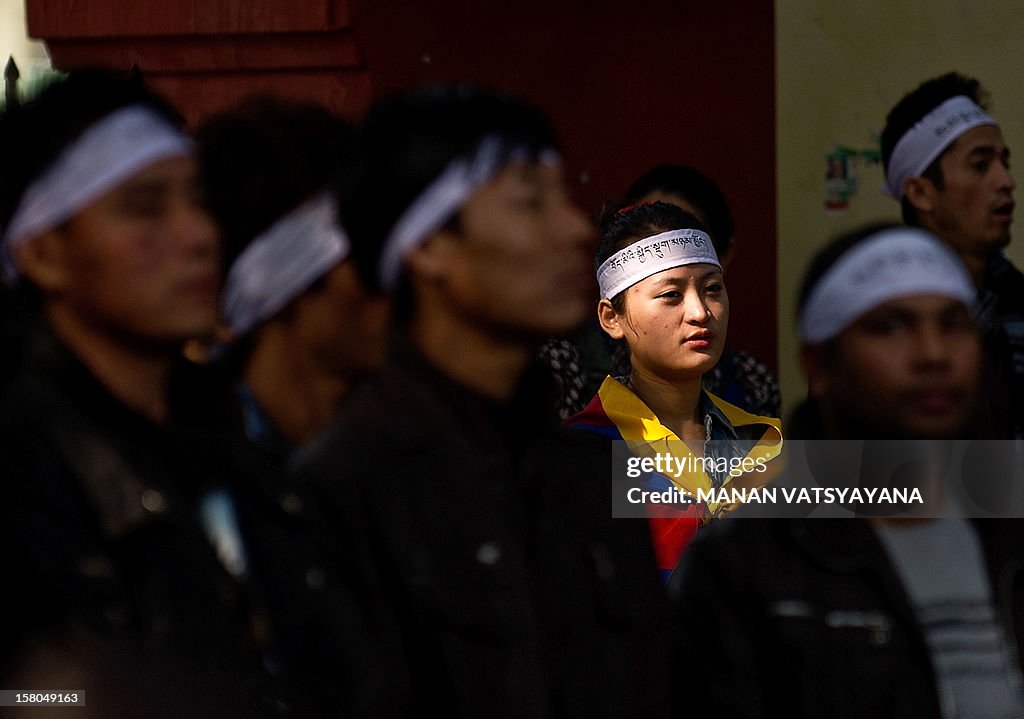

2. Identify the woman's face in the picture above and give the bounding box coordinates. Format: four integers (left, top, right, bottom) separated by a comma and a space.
601, 263, 728, 380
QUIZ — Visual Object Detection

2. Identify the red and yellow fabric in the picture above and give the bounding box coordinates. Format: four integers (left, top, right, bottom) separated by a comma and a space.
569, 376, 783, 580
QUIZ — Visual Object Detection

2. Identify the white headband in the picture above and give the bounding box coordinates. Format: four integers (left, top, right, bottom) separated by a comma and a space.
799, 227, 976, 343
221, 192, 350, 336
884, 95, 997, 199
378, 136, 559, 290
597, 228, 720, 300
2, 105, 192, 283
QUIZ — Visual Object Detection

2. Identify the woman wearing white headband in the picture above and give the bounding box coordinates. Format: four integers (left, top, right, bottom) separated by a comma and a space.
569, 201, 782, 583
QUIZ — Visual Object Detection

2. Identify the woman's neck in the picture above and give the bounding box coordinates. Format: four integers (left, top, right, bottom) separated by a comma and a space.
627, 366, 706, 443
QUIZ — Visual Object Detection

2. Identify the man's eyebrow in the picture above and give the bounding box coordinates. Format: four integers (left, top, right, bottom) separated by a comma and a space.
513, 161, 540, 179
863, 306, 917, 322
117, 178, 169, 196
938, 300, 972, 315
966, 145, 998, 158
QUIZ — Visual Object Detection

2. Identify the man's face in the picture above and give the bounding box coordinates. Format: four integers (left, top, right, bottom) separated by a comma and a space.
811, 295, 981, 439
926, 125, 1015, 259
425, 160, 595, 338
291, 260, 390, 379
48, 155, 220, 346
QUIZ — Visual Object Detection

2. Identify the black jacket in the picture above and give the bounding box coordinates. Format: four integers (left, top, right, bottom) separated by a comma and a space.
0, 325, 266, 716
669, 517, 1024, 719
978, 253, 1024, 438
175, 361, 409, 718
294, 340, 675, 718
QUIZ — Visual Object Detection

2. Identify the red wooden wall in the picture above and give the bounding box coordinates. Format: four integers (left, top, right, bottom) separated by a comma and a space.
27, 0, 778, 371
27, 0, 371, 121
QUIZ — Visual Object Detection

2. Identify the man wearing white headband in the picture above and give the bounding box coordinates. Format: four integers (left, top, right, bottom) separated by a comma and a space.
198, 97, 388, 452
0, 70, 262, 711
796, 223, 981, 439
671, 223, 1024, 719
293, 86, 677, 717
882, 72, 1024, 438
194, 97, 394, 714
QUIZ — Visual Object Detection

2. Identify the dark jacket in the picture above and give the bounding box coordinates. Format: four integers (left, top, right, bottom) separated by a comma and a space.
294, 340, 676, 718
0, 325, 266, 716
176, 361, 408, 718
978, 253, 1024, 438
669, 517, 1024, 719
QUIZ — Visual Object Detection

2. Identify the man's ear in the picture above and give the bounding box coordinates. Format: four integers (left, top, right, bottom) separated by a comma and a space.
11, 230, 70, 293
799, 342, 835, 399
903, 175, 938, 215
597, 297, 625, 340
404, 229, 459, 284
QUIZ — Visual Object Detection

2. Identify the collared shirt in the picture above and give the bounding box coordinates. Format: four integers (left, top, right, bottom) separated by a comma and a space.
703, 346, 782, 418
234, 382, 294, 459
572, 375, 782, 500
568, 376, 783, 581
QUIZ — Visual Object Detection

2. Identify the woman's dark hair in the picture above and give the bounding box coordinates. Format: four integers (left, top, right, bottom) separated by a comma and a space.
881, 72, 988, 225
0, 68, 182, 241
196, 96, 354, 279
340, 85, 561, 316
622, 164, 735, 257
596, 200, 710, 376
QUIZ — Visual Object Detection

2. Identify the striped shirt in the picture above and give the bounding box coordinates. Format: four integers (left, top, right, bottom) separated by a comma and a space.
877, 518, 1024, 718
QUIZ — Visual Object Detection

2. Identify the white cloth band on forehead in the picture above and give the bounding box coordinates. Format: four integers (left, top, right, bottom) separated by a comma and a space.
597, 228, 720, 300
883, 95, 997, 200
378, 136, 560, 290
2, 105, 192, 283
799, 227, 976, 343
221, 192, 350, 337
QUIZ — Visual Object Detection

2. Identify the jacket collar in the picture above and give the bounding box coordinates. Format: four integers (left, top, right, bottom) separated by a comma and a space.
386, 335, 559, 450
594, 375, 782, 445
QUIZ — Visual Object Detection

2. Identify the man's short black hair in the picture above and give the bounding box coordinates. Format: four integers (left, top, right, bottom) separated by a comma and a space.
196, 96, 355, 279
881, 72, 989, 225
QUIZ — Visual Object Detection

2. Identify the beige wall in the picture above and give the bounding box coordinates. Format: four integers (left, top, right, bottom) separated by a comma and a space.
0, 0, 50, 100
775, 0, 1024, 414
